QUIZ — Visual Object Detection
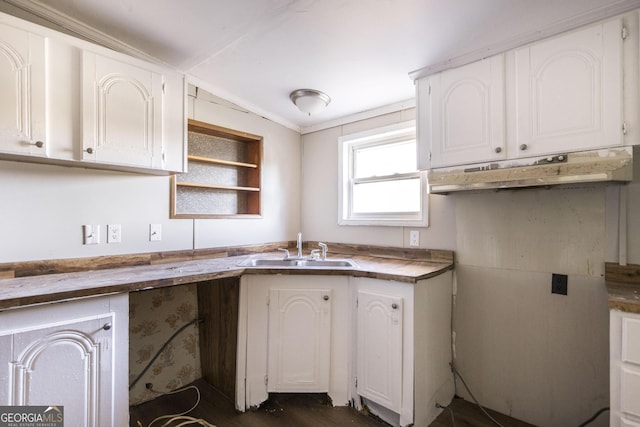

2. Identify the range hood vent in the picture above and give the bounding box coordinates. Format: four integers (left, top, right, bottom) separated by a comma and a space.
428, 146, 638, 194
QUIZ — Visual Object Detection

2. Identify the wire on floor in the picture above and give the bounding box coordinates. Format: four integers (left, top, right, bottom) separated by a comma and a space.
144, 385, 216, 427
435, 403, 457, 427
450, 362, 505, 427
577, 407, 609, 427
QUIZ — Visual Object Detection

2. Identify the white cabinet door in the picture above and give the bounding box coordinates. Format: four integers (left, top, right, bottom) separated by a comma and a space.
356, 290, 403, 412
267, 288, 331, 392
425, 55, 506, 168
9, 315, 114, 426
82, 51, 164, 169
514, 18, 623, 157
0, 21, 46, 157
0, 294, 128, 427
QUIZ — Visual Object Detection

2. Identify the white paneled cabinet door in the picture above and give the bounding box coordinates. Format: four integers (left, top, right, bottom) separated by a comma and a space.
427, 55, 505, 168
611, 311, 640, 426
9, 315, 114, 427
82, 51, 163, 169
514, 18, 623, 157
0, 22, 46, 157
267, 288, 332, 392
0, 295, 128, 427
357, 290, 403, 412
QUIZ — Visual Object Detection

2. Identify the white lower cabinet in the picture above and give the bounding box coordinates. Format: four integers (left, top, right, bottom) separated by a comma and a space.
352, 274, 454, 427
356, 289, 404, 413
237, 272, 454, 427
0, 294, 129, 427
268, 288, 332, 392
611, 310, 640, 426
237, 275, 350, 410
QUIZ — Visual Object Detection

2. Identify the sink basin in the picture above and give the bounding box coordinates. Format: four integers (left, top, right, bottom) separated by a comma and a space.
241, 258, 357, 268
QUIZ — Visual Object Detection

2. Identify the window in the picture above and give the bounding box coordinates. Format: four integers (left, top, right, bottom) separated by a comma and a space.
338, 120, 427, 226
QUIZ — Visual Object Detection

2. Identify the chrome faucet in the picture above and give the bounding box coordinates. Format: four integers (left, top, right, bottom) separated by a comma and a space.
318, 242, 328, 260
296, 232, 303, 258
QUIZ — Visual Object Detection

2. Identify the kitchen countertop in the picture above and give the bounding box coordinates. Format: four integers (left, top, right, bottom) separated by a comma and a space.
0, 251, 453, 311
606, 262, 640, 314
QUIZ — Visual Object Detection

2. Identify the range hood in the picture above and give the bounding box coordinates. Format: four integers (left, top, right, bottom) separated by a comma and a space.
428, 146, 638, 194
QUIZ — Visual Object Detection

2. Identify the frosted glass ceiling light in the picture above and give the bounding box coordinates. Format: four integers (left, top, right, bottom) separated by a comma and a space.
290, 89, 331, 115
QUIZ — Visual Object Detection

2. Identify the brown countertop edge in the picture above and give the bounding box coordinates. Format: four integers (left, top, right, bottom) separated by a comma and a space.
0, 243, 454, 311
606, 262, 640, 314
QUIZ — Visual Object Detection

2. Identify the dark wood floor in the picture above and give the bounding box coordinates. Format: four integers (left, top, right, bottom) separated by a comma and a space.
130, 379, 534, 427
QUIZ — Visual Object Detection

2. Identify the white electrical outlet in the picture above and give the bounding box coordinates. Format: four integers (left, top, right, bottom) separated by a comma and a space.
149, 224, 162, 241
83, 224, 100, 245
107, 224, 122, 243
409, 230, 420, 247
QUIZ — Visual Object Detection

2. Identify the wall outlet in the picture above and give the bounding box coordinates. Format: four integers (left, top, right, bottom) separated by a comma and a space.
83, 224, 100, 245
551, 273, 568, 295
409, 230, 420, 247
107, 224, 121, 243
149, 224, 162, 241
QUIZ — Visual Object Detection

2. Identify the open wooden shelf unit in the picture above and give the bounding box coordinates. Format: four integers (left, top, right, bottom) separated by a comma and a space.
171, 119, 263, 218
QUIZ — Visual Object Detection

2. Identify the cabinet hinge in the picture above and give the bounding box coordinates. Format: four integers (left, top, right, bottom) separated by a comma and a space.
264, 375, 268, 385
162, 82, 166, 93
355, 377, 358, 388
266, 296, 270, 306
622, 26, 628, 40
428, 84, 431, 96
623, 122, 628, 135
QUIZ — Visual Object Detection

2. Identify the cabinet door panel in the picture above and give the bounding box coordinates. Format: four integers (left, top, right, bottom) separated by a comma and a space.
515, 18, 622, 156
0, 23, 46, 156
267, 288, 331, 392
357, 290, 403, 412
9, 315, 114, 427
82, 52, 163, 169
429, 55, 505, 167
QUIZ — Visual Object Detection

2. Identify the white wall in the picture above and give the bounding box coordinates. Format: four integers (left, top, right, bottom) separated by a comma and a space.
453, 187, 610, 427
301, 109, 640, 426
0, 87, 301, 263
301, 108, 456, 250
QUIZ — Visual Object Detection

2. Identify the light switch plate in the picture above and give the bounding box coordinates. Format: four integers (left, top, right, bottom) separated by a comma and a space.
149, 224, 162, 241
83, 224, 100, 245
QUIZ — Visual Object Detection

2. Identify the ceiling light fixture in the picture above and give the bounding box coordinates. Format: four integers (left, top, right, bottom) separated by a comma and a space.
289, 89, 331, 115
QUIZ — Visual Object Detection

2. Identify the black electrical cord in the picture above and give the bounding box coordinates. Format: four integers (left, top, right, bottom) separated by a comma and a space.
577, 407, 609, 427
129, 318, 203, 391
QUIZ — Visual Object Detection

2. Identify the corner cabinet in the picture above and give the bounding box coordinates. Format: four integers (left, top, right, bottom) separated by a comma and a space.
236, 275, 349, 411
267, 288, 332, 392
171, 119, 262, 218
0, 294, 129, 427
418, 11, 636, 169
0, 11, 185, 174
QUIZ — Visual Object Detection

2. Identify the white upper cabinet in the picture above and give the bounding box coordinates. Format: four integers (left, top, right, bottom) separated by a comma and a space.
82, 52, 164, 169
0, 11, 185, 174
0, 21, 46, 157
513, 18, 623, 157
421, 55, 505, 168
420, 12, 636, 169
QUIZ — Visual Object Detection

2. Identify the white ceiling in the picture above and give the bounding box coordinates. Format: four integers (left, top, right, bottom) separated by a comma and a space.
2, 0, 638, 132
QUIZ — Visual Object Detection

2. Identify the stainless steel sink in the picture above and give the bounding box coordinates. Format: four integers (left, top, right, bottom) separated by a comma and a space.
241, 258, 357, 268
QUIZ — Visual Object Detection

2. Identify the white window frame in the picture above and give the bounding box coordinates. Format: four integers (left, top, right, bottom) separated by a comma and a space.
338, 120, 428, 227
